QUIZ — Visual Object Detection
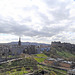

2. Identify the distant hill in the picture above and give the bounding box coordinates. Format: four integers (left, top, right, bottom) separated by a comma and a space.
51, 42, 75, 58
44, 41, 75, 59
8, 42, 50, 46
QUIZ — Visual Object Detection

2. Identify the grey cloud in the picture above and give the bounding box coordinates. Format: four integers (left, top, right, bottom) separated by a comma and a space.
21, 17, 32, 23
0, 0, 75, 44
43, 0, 70, 21
0, 19, 29, 35
40, 24, 68, 37
43, 0, 60, 8
23, 5, 39, 11
51, 8, 70, 21
43, 0, 69, 8
0, 18, 63, 37
37, 12, 51, 25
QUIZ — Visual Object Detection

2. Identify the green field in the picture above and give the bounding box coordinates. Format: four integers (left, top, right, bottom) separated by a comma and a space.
38, 64, 67, 75
0, 67, 30, 75
56, 50, 75, 58
36, 53, 48, 58
34, 58, 46, 63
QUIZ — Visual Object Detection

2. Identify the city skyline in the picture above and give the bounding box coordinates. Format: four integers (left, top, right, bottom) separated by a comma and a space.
0, 0, 75, 44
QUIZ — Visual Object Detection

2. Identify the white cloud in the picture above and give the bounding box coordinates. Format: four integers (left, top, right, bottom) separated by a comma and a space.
0, 0, 75, 44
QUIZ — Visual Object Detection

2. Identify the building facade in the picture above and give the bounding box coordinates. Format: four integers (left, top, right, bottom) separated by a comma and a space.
0, 38, 38, 56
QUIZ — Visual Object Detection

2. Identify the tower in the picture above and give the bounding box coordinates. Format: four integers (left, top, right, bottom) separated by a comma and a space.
18, 37, 21, 46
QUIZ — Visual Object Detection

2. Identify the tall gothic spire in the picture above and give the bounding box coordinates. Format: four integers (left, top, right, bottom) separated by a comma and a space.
18, 37, 21, 46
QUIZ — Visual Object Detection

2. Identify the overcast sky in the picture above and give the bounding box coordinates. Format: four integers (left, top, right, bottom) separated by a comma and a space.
0, 0, 75, 44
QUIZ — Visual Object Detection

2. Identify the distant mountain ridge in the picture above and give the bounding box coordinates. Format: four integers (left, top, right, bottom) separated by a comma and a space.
8, 42, 50, 46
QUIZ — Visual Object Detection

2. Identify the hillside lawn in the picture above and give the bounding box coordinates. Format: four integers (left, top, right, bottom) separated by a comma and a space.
34, 58, 46, 63
36, 53, 48, 58
56, 50, 75, 58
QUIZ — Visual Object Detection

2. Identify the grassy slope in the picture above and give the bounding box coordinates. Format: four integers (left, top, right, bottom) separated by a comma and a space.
34, 58, 46, 63
34, 53, 47, 63
38, 65, 67, 75
50, 47, 75, 58
0, 69, 29, 75
56, 50, 75, 58
36, 53, 47, 58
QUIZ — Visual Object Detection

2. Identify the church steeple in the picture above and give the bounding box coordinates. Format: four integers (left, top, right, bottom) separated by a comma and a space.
18, 37, 21, 46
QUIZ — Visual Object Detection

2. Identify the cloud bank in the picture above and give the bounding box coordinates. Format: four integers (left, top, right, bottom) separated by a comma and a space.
0, 0, 75, 43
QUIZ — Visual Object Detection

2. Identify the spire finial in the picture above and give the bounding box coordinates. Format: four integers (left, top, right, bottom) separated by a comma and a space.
18, 37, 21, 46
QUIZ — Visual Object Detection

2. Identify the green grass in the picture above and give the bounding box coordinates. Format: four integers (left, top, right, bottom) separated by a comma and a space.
36, 53, 47, 58
10, 71, 28, 75
34, 58, 46, 63
34, 53, 47, 63
38, 64, 67, 75
56, 50, 75, 58
0, 69, 29, 75
16, 70, 28, 74
8, 55, 13, 58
